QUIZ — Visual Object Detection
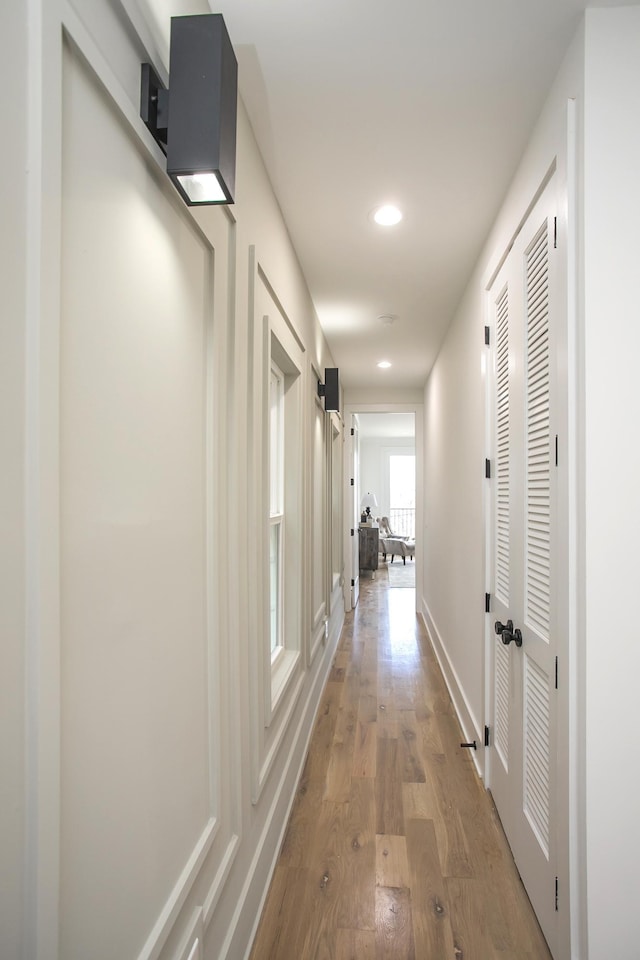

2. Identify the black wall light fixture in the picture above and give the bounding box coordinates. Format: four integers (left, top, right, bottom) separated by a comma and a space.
318, 368, 340, 413
140, 14, 237, 205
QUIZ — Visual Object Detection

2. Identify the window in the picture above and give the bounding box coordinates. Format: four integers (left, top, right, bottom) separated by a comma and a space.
389, 454, 415, 538
269, 361, 284, 658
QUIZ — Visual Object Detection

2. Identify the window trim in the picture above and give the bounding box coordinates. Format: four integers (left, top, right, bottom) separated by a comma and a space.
269, 361, 285, 660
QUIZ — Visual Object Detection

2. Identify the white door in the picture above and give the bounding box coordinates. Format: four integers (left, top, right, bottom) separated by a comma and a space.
349, 414, 360, 608
488, 178, 559, 956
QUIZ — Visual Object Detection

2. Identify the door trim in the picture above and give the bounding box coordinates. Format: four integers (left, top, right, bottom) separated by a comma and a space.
343, 402, 424, 614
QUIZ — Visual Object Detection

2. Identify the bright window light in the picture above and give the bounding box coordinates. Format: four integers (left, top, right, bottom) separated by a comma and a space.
177, 172, 226, 203
373, 204, 402, 226
377, 360, 392, 368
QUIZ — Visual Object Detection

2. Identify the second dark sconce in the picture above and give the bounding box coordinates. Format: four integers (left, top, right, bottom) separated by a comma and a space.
318, 368, 340, 413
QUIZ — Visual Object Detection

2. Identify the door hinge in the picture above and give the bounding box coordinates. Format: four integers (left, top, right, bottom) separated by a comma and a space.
555, 876, 559, 911
553, 217, 557, 249
350, 528, 355, 537
485, 458, 491, 479
484, 725, 490, 747
351, 427, 355, 436
350, 478, 354, 486
555, 434, 559, 467
484, 325, 490, 346
555, 656, 558, 690
485, 592, 491, 613
351, 578, 355, 588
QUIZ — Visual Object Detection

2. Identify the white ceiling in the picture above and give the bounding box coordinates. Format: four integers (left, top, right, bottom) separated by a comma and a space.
198, 0, 633, 390
357, 412, 415, 439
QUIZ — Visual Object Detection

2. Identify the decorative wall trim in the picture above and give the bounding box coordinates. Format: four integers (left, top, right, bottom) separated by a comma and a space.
57, 13, 237, 960
31, 8, 342, 960
136, 818, 217, 960
420, 600, 484, 780
257, 263, 306, 353
173, 907, 203, 960
310, 601, 327, 666
202, 834, 240, 928
312, 603, 327, 631
222, 624, 341, 960
252, 668, 305, 805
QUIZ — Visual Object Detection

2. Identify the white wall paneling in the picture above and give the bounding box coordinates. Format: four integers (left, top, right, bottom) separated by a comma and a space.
1, 0, 28, 956
582, 10, 640, 956
309, 365, 328, 667
247, 252, 305, 802
12, 2, 340, 960
59, 18, 239, 958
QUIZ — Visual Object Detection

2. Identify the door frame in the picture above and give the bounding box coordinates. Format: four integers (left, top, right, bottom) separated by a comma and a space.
344, 412, 360, 611
343, 402, 424, 613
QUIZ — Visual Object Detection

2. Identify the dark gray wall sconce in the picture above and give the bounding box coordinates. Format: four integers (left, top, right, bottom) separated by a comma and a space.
318, 368, 340, 412
140, 13, 237, 205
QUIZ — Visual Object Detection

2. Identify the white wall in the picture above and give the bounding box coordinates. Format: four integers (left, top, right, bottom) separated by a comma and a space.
422, 16, 583, 958
2, 2, 343, 959
582, 9, 640, 956
423, 17, 584, 784
0, 1, 27, 956
423, 9, 640, 958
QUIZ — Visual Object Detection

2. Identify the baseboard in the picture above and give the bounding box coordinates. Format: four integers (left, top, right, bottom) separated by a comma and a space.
420, 597, 484, 780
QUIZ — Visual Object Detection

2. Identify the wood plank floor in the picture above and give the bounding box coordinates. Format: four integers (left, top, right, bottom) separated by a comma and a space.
249, 569, 553, 960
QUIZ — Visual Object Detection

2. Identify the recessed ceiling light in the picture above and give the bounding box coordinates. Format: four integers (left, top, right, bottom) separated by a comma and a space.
377, 360, 392, 369
373, 205, 402, 226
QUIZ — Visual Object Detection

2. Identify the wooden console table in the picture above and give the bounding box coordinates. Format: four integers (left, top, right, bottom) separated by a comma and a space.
359, 524, 379, 574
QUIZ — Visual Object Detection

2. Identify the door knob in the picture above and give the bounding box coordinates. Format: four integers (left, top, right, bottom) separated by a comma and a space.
495, 619, 523, 647
501, 626, 523, 647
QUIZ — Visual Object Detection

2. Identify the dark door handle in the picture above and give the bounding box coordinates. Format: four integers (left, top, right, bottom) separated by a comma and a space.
502, 626, 523, 647
495, 619, 523, 647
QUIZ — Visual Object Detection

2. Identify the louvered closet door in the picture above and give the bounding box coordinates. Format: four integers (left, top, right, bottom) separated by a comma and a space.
488, 178, 558, 957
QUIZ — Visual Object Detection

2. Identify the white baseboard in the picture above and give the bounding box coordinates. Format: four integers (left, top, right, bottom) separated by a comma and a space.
420, 598, 484, 780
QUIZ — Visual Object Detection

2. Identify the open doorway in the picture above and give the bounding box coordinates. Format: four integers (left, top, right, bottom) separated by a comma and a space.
359, 413, 415, 533
344, 406, 422, 611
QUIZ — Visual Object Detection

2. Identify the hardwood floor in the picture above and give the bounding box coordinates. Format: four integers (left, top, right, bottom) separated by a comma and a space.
249, 570, 553, 959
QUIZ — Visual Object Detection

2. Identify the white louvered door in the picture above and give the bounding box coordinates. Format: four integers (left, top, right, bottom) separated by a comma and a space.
488, 179, 558, 956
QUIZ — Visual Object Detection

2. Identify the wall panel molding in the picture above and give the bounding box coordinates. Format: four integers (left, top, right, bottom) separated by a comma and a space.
222, 624, 340, 960
135, 820, 217, 960
26, 5, 340, 960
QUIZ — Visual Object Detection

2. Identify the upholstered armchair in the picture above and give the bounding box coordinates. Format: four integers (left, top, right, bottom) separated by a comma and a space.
378, 517, 415, 565
378, 516, 408, 540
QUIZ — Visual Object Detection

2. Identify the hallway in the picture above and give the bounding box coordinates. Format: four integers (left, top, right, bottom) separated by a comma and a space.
249, 570, 552, 959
